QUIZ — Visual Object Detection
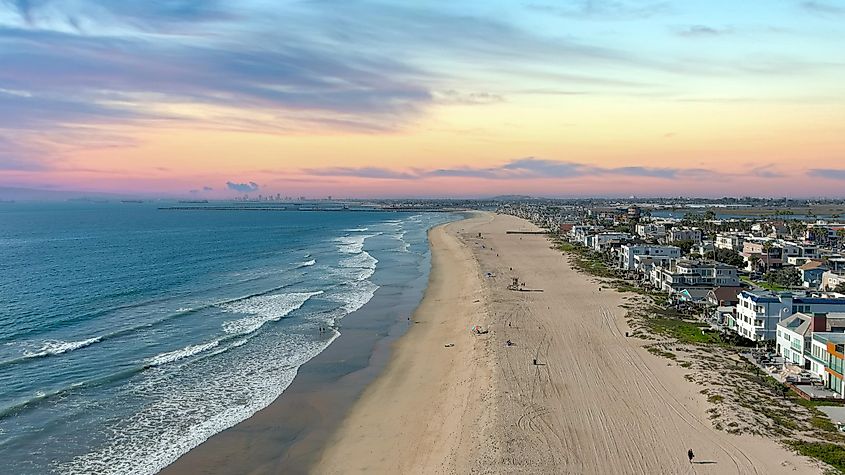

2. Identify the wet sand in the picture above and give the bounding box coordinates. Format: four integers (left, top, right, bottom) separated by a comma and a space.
160, 226, 437, 474
316, 213, 821, 474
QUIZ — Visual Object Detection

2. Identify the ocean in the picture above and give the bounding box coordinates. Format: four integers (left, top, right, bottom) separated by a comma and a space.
0, 202, 457, 474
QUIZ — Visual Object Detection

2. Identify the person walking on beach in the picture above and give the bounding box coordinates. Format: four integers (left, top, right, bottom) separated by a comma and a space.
688, 449, 694, 464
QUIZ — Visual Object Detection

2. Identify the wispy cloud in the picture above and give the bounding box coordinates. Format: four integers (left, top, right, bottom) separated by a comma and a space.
226, 181, 259, 192
303, 157, 728, 181
801, 1, 845, 16
750, 165, 786, 178
808, 169, 845, 180
305, 167, 419, 180
525, 1, 671, 20
676, 25, 732, 37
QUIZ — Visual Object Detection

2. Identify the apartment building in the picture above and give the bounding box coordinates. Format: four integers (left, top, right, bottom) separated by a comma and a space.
735, 290, 845, 342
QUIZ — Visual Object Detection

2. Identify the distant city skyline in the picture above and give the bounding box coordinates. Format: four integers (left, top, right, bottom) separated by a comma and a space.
1, 1, 844, 197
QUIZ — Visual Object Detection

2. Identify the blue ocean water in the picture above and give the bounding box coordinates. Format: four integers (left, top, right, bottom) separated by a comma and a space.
0, 203, 456, 474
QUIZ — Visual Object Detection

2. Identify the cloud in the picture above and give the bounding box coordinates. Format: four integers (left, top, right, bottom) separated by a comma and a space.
808, 169, 845, 180
525, 1, 671, 20
304, 167, 419, 180
677, 25, 732, 37
203, 186, 213, 191
801, 1, 845, 16
303, 157, 729, 181
750, 165, 785, 178
226, 181, 259, 192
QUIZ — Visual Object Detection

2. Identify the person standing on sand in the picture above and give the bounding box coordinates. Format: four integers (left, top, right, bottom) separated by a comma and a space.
688, 449, 694, 463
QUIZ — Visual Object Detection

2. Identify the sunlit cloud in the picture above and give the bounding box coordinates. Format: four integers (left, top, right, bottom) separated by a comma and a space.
226, 181, 259, 192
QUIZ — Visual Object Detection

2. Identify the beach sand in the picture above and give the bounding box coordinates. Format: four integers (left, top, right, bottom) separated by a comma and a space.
315, 213, 821, 474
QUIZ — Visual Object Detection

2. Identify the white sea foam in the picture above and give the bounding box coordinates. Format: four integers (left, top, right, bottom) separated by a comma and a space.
338, 251, 378, 281
219, 291, 322, 335
24, 337, 102, 358
59, 330, 341, 475
394, 230, 410, 252
334, 235, 366, 254
334, 280, 379, 314
345, 227, 368, 232
298, 259, 316, 268
333, 232, 380, 254
146, 341, 220, 367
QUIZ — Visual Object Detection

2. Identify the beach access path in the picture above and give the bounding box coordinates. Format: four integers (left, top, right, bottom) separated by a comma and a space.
315, 212, 821, 474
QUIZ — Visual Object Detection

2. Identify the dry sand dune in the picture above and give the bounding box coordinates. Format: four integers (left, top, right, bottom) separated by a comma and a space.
316, 213, 820, 474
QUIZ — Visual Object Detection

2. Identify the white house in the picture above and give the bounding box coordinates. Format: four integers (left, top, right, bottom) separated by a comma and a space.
589, 232, 632, 252
649, 259, 739, 294
778, 312, 845, 369
635, 223, 666, 240
666, 228, 703, 243
736, 291, 845, 342
619, 244, 681, 271
716, 233, 746, 251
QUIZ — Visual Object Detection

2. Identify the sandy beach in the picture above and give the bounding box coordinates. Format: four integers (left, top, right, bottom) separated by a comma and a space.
316, 212, 821, 474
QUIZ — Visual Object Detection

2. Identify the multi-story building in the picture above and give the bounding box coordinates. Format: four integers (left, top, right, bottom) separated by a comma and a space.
809, 332, 845, 398
735, 290, 845, 342
619, 244, 681, 271
822, 271, 845, 292
635, 223, 666, 240
666, 228, 702, 243
800, 261, 829, 289
649, 259, 739, 294
589, 232, 632, 252
570, 225, 604, 245
715, 233, 746, 251
778, 312, 845, 369
742, 239, 783, 271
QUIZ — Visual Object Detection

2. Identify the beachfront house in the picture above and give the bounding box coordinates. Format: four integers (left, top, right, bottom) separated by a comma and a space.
809, 332, 845, 398
735, 291, 845, 342
570, 225, 604, 245
649, 259, 739, 295
619, 244, 681, 272
589, 232, 632, 252
778, 312, 845, 369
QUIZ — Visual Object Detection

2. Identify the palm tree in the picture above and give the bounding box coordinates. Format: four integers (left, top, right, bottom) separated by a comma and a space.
762, 241, 774, 271
750, 254, 761, 274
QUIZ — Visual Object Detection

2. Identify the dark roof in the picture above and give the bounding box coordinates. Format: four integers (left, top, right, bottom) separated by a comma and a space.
709, 286, 742, 303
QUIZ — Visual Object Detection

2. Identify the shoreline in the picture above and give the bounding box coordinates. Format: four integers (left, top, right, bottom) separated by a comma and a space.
160, 214, 465, 474
316, 213, 821, 474
314, 212, 494, 473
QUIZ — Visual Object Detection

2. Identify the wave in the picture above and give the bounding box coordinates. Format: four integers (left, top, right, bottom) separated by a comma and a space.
57, 330, 343, 475
220, 291, 323, 336
345, 227, 368, 232
333, 232, 380, 254
297, 259, 316, 268
146, 341, 220, 367
330, 280, 379, 314
22, 337, 102, 359
338, 252, 378, 281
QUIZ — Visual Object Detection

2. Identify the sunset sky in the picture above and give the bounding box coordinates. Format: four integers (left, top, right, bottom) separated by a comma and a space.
1, 0, 844, 198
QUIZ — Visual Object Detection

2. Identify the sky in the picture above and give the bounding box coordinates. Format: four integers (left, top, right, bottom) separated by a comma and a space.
1, 0, 844, 198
